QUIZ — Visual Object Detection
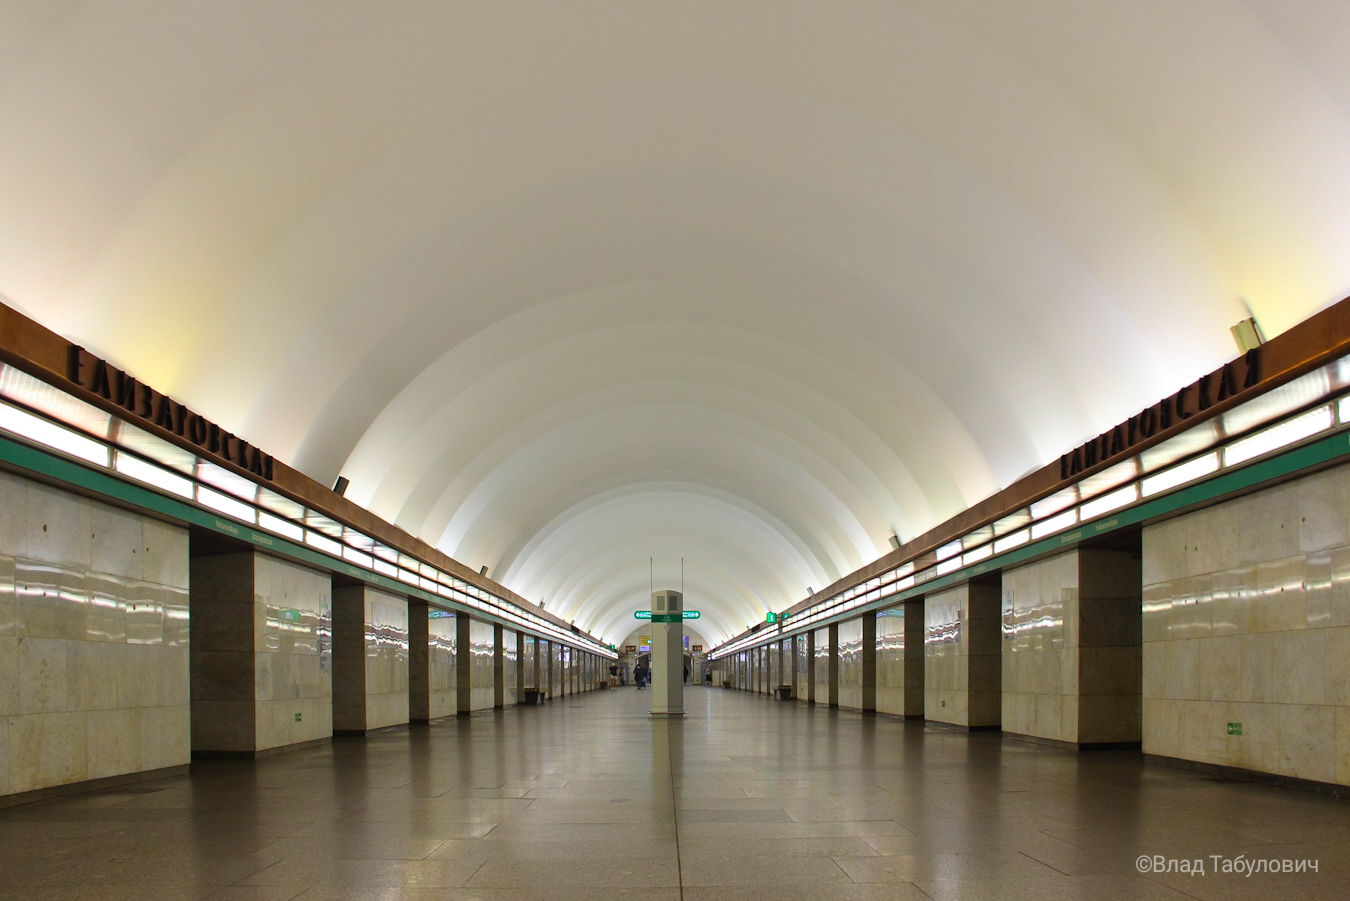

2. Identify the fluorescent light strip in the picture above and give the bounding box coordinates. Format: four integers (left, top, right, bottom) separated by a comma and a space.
0, 402, 109, 466
936, 540, 962, 561
1223, 405, 1333, 468
1141, 451, 1220, 498
993, 529, 1028, 553
936, 557, 962, 575
198, 486, 256, 523
963, 544, 992, 565
305, 530, 343, 556
1031, 509, 1077, 540
114, 451, 192, 498
1079, 484, 1138, 521
258, 510, 303, 541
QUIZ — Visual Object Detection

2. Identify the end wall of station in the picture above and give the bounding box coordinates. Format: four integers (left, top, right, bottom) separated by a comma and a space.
0, 466, 607, 806
715, 459, 1350, 793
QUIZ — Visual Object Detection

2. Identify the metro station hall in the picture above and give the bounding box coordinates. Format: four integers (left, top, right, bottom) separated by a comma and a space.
4, 4, 1350, 900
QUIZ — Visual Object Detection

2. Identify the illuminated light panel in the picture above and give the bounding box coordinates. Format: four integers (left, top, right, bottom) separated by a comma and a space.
1223, 405, 1333, 468
114, 451, 191, 498
373, 558, 398, 578
0, 402, 109, 466
1079, 484, 1138, 521
936, 540, 962, 561
963, 544, 992, 564
1141, 452, 1220, 498
1030, 508, 1077, 540
258, 510, 303, 541
198, 486, 257, 523
305, 530, 343, 556
343, 547, 374, 569
936, 556, 962, 575
993, 529, 1029, 553
1340, 394, 1350, 424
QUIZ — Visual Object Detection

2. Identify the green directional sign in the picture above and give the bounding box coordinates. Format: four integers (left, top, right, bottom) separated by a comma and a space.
682, 610, 700, 619
635, 609, 701, 620
766, 611, 777, 623
634, 610, 652, 619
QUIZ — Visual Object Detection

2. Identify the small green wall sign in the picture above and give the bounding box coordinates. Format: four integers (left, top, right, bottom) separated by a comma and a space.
1227, 722, 1242, 736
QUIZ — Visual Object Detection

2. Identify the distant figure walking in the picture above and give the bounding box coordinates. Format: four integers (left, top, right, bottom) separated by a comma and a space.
608, 662, 619, 687
635, 663, 648, 690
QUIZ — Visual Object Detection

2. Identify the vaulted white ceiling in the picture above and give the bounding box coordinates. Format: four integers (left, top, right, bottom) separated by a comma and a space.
2, 1, 1349, 644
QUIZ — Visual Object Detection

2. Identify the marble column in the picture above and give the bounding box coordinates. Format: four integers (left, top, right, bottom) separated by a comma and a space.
905, 598, 925, 717
828, 622, 840, 708
190, 549, 332, 755
493, 623, 505, 708
332, 583, 409, 734
1002, 548, 1141, 748
408, 599, 431, 724
924, 582, 1001, 729
455, 614, 471, 715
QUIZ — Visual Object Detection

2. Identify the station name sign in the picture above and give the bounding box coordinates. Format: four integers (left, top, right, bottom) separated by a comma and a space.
1060, 347, 1260, 480
66, 344, 274, 481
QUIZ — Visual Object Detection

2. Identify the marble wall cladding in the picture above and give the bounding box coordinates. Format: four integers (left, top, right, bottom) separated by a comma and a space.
253, 554, 332, 751
838, 618, 864, 710
522, 635, 536, 689
813, 627, 830, 705
1002, 551, 1078, 743
1, 471, 190, 797
768, 642, 780, 690
363, 588, 408, 730
796, 635, 809, 701
925, 583, 1001, 728
468, 619, 495, 711
552, 643, 563, 697
1143, 464, 1350, 785
876, 610, 906, 716
427, 613, 456, 719
501, 629, 517, 706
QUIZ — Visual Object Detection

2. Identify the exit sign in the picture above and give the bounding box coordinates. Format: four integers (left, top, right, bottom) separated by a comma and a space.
635, 610, 701, 619
1228, 722, 1243, 736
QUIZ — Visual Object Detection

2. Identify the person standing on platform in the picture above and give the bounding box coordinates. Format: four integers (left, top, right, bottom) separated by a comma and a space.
635, 663, 647, 690
609, 662, 619, 687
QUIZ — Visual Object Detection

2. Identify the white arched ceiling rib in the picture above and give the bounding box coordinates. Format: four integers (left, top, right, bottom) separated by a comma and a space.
507, 490, 814, 644
426, 400, 876, 584
505, 482, 827, 600
1, 3, 1349, 639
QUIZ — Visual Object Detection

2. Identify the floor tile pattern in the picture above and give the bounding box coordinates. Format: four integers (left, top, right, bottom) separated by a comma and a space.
0, 687, 1347, 899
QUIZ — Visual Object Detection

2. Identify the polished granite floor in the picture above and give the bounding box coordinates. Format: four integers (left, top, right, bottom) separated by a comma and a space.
1, 687, 1348, 900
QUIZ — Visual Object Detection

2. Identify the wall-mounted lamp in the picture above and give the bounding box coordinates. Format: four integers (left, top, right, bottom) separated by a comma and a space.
479, 565, 489, 576
888, 534, 901, 550
1231, 317, 1265, 353
332, 476, 350, 497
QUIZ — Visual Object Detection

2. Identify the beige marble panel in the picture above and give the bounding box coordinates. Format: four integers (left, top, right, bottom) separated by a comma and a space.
812, 627, 829, 703
253, 554, 332, 751
875, 609, 905, 716
428, 612, 455, 717
2, 479, 189, 799
837, 618, 864, 710
500, 629, 517, 707
1143, 460, 1350, 786
925, 584, 1000, 727
469, 619, 494, 711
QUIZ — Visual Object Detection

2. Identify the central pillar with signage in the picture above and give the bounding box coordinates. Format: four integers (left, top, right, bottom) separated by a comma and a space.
649, 590, 685, 716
